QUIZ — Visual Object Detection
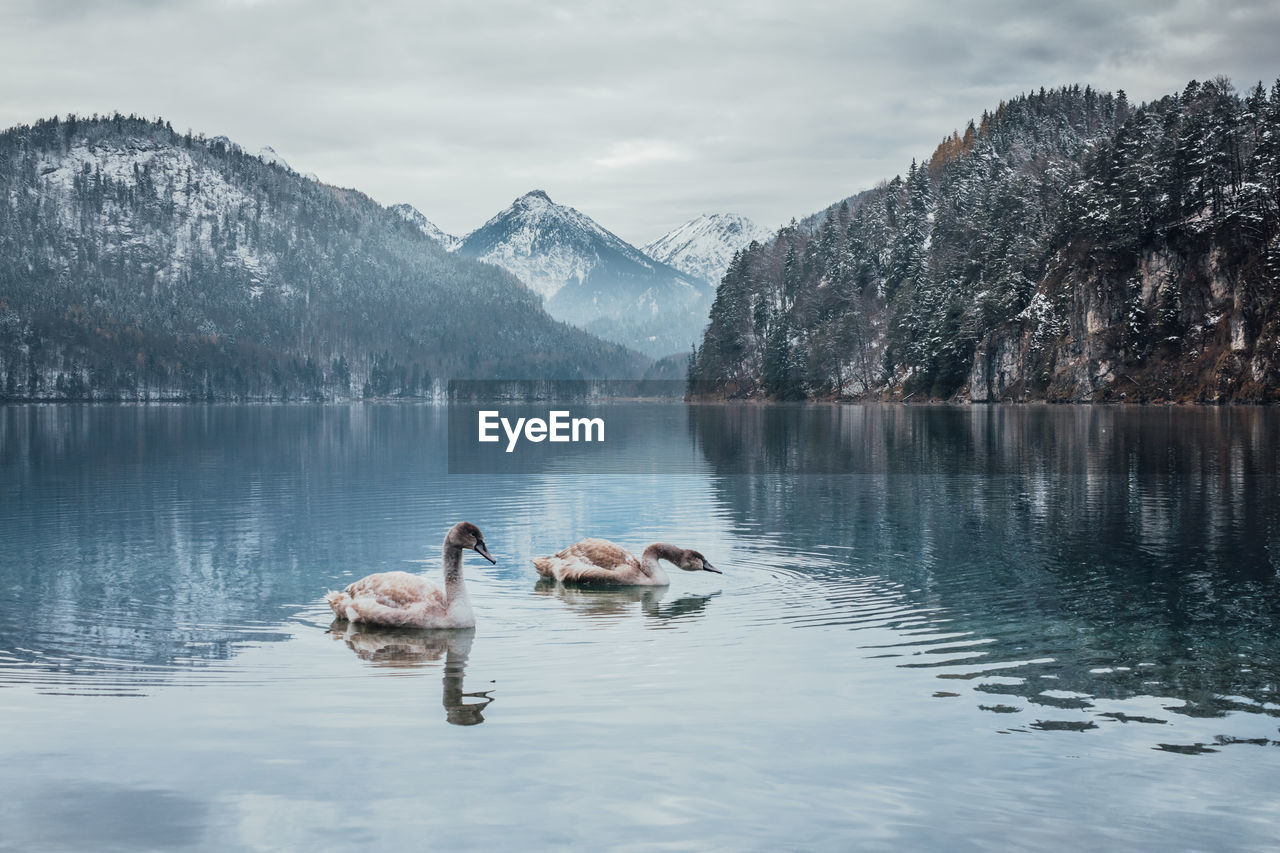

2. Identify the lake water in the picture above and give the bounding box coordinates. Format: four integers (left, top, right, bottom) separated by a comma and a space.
1, 403, 1278, 850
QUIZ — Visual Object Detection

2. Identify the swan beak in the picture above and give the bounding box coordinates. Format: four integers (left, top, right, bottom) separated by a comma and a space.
703, 562, 722, 574
474, 541, 496, 564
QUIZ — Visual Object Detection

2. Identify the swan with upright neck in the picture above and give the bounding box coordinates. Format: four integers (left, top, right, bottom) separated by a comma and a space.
533, 538, 720, 586
325, 522, 495, 628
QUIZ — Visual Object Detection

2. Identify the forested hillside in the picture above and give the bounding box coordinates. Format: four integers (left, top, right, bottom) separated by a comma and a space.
0, 115, 645, 400
690, 79, 1280, 402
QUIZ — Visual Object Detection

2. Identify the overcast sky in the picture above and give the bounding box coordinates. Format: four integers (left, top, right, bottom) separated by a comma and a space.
4, 0, 1279, 244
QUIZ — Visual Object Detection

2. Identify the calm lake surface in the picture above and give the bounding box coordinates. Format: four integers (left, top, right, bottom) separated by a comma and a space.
1, 403, 1278, 850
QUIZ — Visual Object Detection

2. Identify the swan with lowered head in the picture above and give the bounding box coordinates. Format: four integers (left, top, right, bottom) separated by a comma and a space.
533, 538, 719, 587
325, 522, 495, 628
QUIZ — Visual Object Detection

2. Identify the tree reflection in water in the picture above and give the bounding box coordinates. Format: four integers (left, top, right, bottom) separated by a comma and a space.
687, 403, 1280, 740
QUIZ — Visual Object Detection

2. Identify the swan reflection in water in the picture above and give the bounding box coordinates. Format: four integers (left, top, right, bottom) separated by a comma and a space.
533, 579, 718, 624
329, 621, 494, 726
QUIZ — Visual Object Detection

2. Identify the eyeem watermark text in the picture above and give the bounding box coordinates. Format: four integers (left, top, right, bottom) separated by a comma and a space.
477, 410, 605, 453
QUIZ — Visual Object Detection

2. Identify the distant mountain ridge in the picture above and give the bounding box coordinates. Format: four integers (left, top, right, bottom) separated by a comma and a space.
453, 190, 714, 358
642, 213, 773, 286
0, 115, 645, 400
388, 194, 773, 358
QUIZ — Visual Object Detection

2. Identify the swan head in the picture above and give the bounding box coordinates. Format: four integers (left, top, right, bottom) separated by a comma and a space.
447, 521, 496, 564
678, 549, 721, 574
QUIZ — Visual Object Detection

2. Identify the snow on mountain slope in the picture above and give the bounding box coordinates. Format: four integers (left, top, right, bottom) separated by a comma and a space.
456, 191, 715, 357
1, 116, 647, 399
256, 146, 292, 171
36, 136, 274, 286
642, 213, 773, 285
458, 190, 675, 300
389, 203, 461, 251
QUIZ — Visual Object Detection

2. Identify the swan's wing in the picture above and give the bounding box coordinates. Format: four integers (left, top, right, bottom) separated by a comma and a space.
539, 539, 641, 584
345, 571, 442, 607
562, 538, 637, 568
329, 571, 447, 626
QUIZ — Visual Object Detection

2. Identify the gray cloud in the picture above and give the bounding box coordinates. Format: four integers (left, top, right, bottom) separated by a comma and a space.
3, 0, 1278, 243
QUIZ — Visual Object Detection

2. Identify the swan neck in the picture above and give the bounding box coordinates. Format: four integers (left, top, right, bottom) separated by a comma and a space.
442, 543, 468, 606
641, 543, 682, 579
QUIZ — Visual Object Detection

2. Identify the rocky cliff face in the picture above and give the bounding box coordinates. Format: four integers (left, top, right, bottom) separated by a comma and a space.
969, 232, 1280, 402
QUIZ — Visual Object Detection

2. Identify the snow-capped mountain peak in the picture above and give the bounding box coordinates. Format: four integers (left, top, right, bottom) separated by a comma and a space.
456, 190, 715, 357
642, 212, 773, 285
514, 188, 553, 208
459, 190, 670, 301
389, 203, 461, 251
